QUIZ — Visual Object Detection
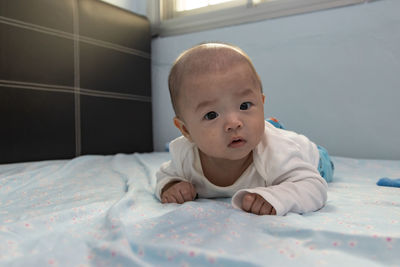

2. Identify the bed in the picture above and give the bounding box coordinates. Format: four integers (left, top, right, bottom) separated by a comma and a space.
1, 0, 400, 266
1, 154, 399, 266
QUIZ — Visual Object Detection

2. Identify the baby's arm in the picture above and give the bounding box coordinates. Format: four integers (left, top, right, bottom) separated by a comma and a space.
161, 181, 197, 204
155, 158, 191, 201
242, 193, 276, 215
155, 137, 198, 203
233, 175, 327, 216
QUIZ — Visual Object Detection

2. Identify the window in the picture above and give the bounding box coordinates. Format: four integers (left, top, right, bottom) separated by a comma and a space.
174, 0, 242, 12
148, 0, 369, 36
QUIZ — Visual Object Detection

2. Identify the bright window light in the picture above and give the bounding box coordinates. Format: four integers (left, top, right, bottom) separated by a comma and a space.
153, 0, 368, 36
176, 0, 235, 12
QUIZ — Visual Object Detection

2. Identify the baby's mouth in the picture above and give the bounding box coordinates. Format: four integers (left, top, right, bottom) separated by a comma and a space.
229, 138, 246, 148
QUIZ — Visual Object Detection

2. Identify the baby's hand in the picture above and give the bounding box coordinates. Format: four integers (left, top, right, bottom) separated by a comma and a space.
242, 193, 276, 215
161, 181, 197, 204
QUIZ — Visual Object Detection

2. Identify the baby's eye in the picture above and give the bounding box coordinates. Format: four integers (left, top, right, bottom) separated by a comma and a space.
240, 102, 252, 110
204, 111, 218, 120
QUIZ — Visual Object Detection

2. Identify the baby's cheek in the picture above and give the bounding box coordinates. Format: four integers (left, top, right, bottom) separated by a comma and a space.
197, 130, 217, 145
256, 121, 265, 138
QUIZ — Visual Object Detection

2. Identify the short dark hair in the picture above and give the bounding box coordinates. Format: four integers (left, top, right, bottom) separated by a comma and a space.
168, 42, 262, 116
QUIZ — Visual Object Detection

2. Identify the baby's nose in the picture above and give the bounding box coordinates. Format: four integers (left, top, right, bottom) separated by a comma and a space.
225, 116, 243, 132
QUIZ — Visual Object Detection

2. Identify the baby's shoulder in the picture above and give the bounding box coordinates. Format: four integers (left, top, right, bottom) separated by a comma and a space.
256, 122, 318, 163
169, 136, 196, 162
264, 121, 313, 148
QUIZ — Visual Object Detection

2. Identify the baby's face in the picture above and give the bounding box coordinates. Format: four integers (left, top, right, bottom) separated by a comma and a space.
177, 62, 265, 161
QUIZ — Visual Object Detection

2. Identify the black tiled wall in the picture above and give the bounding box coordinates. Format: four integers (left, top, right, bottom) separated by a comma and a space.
0, 0, 152, 164
79, 43, 150, 96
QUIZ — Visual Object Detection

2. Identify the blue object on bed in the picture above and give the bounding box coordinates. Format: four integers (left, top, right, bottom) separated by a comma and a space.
1, 154, 400, 266
377, 177, 400, 188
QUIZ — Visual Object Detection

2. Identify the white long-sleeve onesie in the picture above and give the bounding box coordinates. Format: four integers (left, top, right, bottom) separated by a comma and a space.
155, 121, 328, 216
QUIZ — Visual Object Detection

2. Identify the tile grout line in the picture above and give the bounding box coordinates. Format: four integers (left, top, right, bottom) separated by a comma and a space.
73, 0, 81, 157
0, 15, 150, 58
0, 80, 152, 102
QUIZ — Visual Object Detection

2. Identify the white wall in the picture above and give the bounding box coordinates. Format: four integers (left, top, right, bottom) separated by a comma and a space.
100, 0, 147, 16
151, 0, 400, 160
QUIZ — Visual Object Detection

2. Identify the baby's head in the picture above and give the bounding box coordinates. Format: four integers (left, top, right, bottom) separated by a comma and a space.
169, 42, 262, 117
169, 43, 265, 161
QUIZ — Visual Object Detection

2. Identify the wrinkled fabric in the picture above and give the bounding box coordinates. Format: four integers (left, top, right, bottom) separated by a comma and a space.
1, 154, 399, 266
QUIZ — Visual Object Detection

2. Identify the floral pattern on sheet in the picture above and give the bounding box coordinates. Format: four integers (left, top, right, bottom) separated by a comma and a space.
1, 154, 399, 266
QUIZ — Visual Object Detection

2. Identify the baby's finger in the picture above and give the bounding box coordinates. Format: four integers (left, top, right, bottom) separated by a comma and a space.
259, 201, 273, 215
190, 184, 197, 200
162, 195, 175, 204
180, 186, 195, 202
251, 195, 264, 215
189, 183, 197, 200
242, 193, 256, 212
161, 196, 168, 203
270, 207, 277, 215
173, 190, 185, 204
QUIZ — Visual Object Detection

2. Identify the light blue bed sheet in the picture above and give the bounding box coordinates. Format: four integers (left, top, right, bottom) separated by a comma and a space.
0, 153, 399, 266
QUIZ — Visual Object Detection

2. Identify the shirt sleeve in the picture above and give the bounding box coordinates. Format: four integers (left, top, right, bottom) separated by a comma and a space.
154, 137, 191, 201
231, 124, 328, 216
231, 161, 328, 216
155, 160, 188, 201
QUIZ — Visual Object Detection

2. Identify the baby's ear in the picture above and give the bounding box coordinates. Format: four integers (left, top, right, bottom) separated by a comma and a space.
173, 117, 192, 141
262, 94, 266, 104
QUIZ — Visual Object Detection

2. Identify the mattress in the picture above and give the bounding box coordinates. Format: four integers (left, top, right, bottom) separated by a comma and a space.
1, 153, 399, 266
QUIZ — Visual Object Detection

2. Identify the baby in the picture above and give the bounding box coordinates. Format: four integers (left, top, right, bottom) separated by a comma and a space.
155, 42, 333, 216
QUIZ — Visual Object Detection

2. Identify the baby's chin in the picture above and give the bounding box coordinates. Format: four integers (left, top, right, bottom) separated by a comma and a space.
227, 151, 253, 161
205, 150, 253, 162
